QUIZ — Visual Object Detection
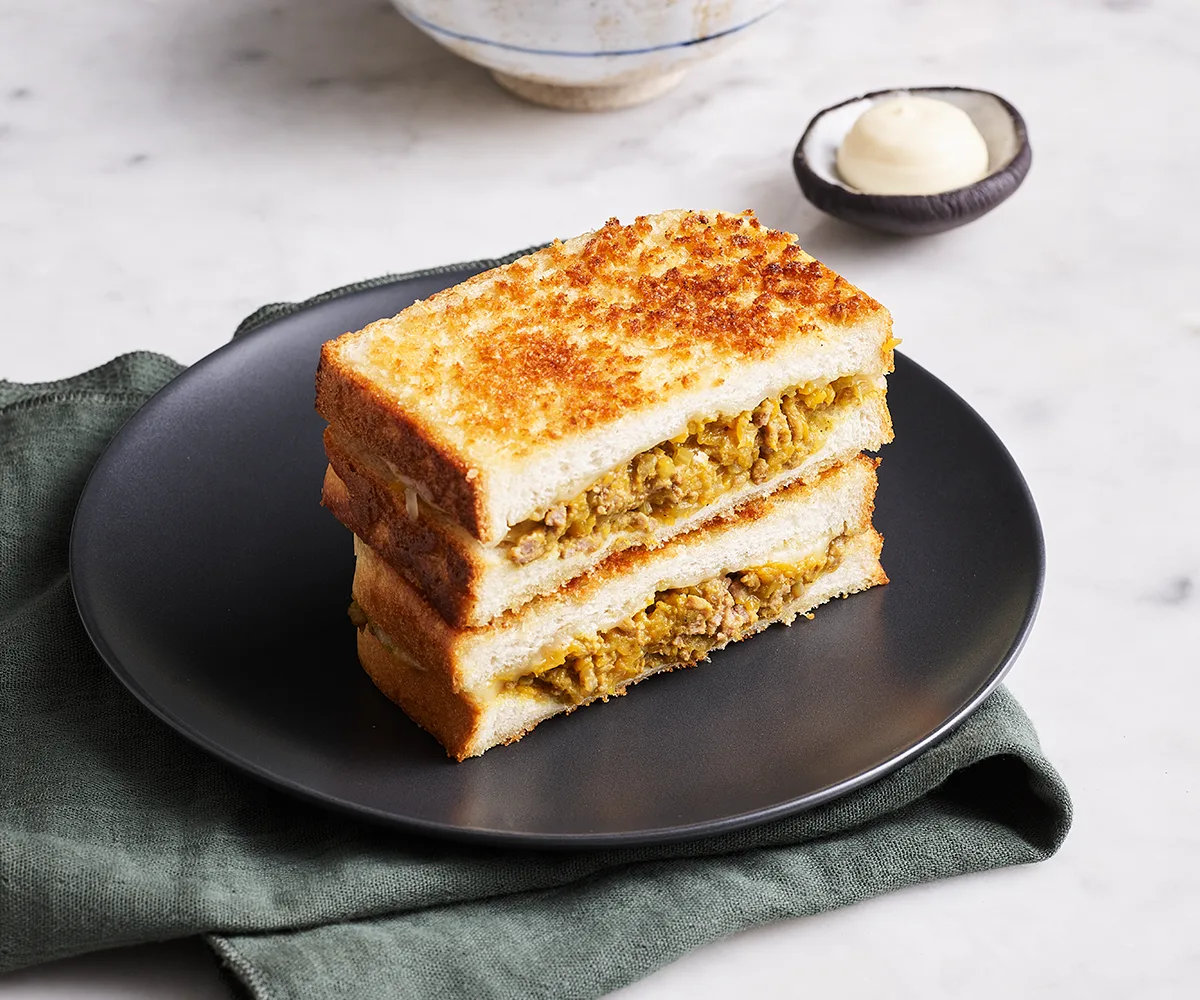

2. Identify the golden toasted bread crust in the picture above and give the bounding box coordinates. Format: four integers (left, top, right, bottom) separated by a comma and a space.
390, 212, 886, 445
862, 527, 889, 588
316, 348, 488, 537
322, 432, 482, 626
351, 537, 464, 684
317, 209, 892, 543
356, 629, 482, 762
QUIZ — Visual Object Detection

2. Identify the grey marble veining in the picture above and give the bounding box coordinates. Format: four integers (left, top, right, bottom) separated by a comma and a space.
1, 0, 1198, 997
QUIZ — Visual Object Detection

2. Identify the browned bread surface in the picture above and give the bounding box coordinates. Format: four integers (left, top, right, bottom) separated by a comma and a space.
356, 629, 482, 761
323, 432, 480, 625
316, 209, 894, 542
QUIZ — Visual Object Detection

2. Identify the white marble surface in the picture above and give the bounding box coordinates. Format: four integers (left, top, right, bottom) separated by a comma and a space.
2, 0, 1198, 996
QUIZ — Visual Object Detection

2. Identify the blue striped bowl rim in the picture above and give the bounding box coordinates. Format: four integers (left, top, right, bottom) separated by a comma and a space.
396, 5, 780, 58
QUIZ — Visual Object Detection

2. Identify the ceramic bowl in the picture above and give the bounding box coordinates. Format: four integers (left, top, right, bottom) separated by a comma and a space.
390, 0, 787, 110
793, 86, 1032, 235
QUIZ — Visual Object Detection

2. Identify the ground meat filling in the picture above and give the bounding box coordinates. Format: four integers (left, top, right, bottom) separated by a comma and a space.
504, 376, 868, 566
504, 534, 848, 705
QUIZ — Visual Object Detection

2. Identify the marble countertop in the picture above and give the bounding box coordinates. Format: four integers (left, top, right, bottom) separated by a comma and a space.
2, 0, 1197, 996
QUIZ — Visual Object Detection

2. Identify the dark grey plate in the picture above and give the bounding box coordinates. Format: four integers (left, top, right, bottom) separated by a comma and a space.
70, 262, 1043, 848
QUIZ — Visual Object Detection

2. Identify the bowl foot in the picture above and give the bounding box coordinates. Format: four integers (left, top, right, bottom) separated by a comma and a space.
490, 69, 687, 111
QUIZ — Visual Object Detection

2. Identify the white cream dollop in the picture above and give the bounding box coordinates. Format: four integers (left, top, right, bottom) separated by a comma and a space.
836, 95, 990, 195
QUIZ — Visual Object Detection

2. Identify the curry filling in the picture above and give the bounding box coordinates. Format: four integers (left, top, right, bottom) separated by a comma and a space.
505, 376, 870, 566
350, 534, 845, 707
502, 533, 847, 705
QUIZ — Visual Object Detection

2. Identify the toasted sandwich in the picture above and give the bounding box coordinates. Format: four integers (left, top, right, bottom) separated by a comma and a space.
317, 210, 895, 627
349, 456, 885, 761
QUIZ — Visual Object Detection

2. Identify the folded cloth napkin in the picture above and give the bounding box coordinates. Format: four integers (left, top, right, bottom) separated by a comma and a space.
0, 277, 1071, 1000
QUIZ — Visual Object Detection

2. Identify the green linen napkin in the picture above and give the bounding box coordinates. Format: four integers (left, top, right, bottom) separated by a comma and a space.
0, 277, 1071, 1000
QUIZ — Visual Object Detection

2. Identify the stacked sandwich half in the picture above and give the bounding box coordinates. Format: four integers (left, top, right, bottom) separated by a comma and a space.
316, 210, 895, 760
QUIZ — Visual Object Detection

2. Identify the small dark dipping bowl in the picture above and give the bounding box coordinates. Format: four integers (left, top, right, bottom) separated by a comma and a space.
793, 86, 1031, 236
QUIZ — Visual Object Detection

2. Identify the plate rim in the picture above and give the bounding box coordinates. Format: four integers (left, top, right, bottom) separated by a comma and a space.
69, 264, 1045, 849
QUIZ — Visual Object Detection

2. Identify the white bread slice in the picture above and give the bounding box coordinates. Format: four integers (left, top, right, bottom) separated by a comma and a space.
316, 210, 895, 544
350, 456, 885, 759
325, 387, 892, 626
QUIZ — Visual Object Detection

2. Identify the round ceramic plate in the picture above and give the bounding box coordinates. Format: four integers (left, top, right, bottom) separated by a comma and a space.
70, 262, 1043, 848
